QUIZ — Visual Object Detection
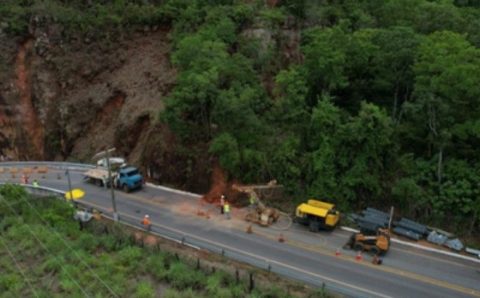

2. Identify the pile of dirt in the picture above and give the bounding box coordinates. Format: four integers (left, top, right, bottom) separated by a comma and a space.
201, 164, 249, 207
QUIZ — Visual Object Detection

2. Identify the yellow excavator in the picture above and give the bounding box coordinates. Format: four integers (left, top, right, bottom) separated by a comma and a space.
345, 228, 391, 255
232, 184, 280, 227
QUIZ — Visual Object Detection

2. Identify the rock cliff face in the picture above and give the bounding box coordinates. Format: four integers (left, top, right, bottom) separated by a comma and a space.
0, 17, 175, 167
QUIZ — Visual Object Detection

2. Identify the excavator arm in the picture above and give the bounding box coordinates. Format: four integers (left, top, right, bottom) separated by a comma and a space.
232, 184, 265, 209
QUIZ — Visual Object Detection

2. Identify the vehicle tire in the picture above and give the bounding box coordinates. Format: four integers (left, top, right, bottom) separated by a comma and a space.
268, 217, 273, 225
96, 179, 103, 187
370, 246, 380, 256
309, 221, 319, 233
353, 243, 364, 252
122, 184, 130, 193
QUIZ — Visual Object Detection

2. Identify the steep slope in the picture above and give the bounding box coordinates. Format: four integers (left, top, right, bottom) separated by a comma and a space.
0, 18, 175, 165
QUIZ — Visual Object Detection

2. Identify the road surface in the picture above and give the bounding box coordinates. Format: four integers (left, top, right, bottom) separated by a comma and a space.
1, 164, 479, 298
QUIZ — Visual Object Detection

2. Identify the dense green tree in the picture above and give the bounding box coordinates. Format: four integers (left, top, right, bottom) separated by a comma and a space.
272, 67, 309, 136
336, 102, 396, 207
307, 98, 343, 205
405, 31, 480, 182
369, 27, 421, 120
302, 27, 349, 106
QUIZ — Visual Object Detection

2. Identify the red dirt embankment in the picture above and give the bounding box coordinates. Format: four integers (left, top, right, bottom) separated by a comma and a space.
201, 164, 247, 207
15, 38, 44, 158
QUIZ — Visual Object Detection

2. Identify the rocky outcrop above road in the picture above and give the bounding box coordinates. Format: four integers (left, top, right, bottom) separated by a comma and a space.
0, 15, 175, 166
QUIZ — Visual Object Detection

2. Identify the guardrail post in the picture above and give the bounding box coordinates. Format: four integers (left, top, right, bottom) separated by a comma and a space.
249, 272, 254, 292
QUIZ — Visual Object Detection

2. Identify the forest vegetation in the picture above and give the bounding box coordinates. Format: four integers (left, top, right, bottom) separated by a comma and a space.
1, 0, 480, 237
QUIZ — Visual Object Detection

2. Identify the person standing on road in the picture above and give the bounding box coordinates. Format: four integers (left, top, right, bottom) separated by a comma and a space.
249, 193, 257, 210
142, 214, 152, 231
32, 179, 39, 187
224, 201, 231, 220
102, 175, 108, 189
220, 195, 225, 214
372, 254, 382, 265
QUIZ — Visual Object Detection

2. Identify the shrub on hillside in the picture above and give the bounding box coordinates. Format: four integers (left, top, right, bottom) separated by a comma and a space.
166, 261, 205, 289
135, 281, 155, 298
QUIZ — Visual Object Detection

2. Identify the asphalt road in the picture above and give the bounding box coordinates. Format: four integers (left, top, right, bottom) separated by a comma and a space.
1, 165, 479, 298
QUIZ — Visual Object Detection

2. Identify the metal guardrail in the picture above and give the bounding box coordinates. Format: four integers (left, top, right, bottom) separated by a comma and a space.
0, 182, 361, 298
0, 161, 96, 171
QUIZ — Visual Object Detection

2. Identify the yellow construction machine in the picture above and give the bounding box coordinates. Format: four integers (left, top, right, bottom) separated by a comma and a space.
344, 228, 391, 255
232, 184, 280, 227
295, 199, 340, 232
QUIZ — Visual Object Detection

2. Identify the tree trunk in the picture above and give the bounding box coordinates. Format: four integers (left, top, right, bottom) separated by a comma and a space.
392, 83, 400, 122
469, 209, 478, 235
437, 147, 443, 185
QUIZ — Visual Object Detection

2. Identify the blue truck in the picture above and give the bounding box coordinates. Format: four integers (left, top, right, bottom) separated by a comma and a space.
83, 165, 144, 192
114, 166, 143, 192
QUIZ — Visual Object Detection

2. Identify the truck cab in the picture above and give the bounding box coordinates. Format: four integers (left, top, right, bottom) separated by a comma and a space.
116, 166, 143, 192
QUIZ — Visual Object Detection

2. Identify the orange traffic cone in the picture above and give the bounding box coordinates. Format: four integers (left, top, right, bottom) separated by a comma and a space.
335, 249, 341, 256
278, 233, 285, 243
355, 251, 363, 261
246, 225, 253, 234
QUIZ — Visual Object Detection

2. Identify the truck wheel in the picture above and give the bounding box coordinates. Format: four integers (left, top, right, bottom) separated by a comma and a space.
353, 243, 364, 252
309, 221, 319, 233
370, 246, 380, 256
122, 184, 130, 193
96, 179, 103, 187
268, 217, 273, 225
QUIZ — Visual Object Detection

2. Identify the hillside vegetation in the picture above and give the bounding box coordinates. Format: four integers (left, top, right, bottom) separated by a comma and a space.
1, 0, 480, 236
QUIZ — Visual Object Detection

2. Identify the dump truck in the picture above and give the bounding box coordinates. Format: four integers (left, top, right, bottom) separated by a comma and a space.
295, 199, 340, 232
83, 165, 143, 192
344, 228, 391, 255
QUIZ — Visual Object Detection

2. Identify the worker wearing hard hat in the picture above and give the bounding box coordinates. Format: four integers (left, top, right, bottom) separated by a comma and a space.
142, 214, 151, 231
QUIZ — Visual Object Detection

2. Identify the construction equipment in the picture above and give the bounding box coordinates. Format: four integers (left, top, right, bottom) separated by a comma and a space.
295, 199, 340, 232
232, 184, 280, 227
344, 228, 391, 255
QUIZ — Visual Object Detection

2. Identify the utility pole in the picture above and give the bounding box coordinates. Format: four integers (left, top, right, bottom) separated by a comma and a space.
93, 148, 118, 221
66, 168, 73, 199
388, 206, 394, 230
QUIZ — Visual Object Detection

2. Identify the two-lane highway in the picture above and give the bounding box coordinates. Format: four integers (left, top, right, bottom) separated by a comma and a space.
1, 163, 479, 298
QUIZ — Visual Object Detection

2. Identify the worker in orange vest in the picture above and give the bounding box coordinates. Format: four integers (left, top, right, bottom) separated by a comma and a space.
141, 214, 151, 231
